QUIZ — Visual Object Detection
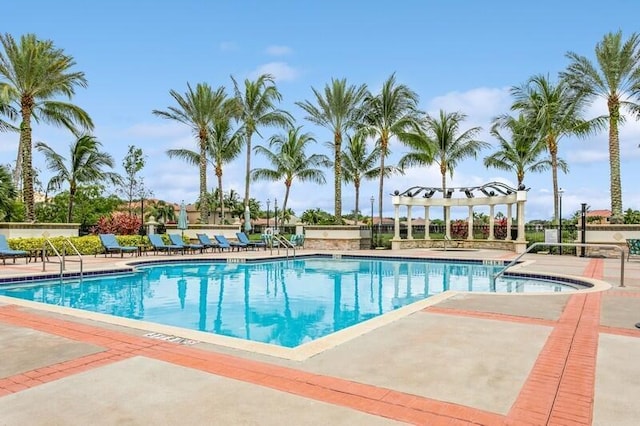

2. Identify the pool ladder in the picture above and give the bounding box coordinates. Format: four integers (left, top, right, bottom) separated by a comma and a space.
42, 237, 83, 279
269, 234, 296, 258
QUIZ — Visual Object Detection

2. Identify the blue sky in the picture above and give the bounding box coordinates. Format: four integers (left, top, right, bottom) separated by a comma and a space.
2, 1, 640, 221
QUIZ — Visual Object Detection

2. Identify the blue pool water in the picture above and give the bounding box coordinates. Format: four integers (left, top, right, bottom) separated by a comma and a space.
0, 257, 580, 348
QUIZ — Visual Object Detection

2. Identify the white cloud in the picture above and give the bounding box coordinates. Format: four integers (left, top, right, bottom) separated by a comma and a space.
265, 45, 292, 56
249, 62, 300, 82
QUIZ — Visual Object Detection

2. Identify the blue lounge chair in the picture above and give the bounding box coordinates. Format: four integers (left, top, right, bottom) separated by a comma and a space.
0, 234, 28, 264
148, 234, 183, 255
214, 235, 247, 251
98, 233, 138, 257
196, 234, 220, 252
169, 234, 204, 253
236, 232, 266, 250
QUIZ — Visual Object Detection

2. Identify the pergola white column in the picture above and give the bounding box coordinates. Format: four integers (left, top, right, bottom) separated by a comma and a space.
467, 205, 474, 240
505, 204, 513, 241
488, 205, 495, 240
394, 205, 401, 239
516, 198, 526, 241
424, 206, 431, 240
445, 206, 451, 239
407, 205, 413, 239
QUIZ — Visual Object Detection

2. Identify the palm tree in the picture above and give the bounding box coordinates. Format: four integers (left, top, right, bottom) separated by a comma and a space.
252, 126, 330, 224
342, 134, 394, 222
36, 134, 121, 222
153, 83, 228, 222
0, 165, 17, 221
399, 110, 488, 192
147, 200, 176, 223
562, 31, 640, 223
484, 114, 562, 187
360, 73, 420, 230
0, 33, 94, 220
231, 74, 292, 210
511, 74, 598, 221
167, 114, 243, 224
296, 78, 368, 222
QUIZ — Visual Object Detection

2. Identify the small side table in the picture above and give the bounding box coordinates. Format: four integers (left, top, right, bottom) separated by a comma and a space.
137, 245, 150, 256
28, 248, 49, 263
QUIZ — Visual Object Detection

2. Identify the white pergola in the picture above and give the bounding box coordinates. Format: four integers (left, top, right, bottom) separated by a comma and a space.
390, 182, 528, 251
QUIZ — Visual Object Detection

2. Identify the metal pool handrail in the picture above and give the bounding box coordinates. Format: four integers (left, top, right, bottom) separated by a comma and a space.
493, 242, 625, 287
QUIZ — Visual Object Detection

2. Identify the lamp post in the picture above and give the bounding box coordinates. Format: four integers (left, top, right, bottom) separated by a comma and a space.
558, 188, 564, 255
266, 198, 270, 229
370, 196, 375, 248
274, 198, 278, 234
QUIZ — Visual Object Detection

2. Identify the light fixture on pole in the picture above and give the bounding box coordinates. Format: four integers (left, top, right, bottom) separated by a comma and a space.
274, 198, 278, 233
558, 188, 564, 255
370, 196, 375, 248
266, 198, 270, 229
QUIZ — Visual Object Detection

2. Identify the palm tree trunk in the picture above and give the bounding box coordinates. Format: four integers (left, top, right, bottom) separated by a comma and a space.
19, 101, 35, 221
378, 145, 386, 244
354, 179, 360, 224
67, 182, 76, 223
282, 184, 291, 227
441, 164, 447, 223
548, 135, 559, 223
244, 131, 253, 209
334, 131, 342, 222
217, 167, 224, 225
608, 101, 623, 223
198, 131, 208, 222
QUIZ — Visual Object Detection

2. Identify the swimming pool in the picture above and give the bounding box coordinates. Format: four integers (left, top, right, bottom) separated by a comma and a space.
0, 256, 581, 349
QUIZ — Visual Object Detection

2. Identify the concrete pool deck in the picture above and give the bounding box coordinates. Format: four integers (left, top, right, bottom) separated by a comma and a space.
0, 248, 639, 425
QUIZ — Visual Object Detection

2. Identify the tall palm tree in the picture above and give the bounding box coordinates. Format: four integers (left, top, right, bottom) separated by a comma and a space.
562, 31, 640, 223
484, 114, 561, 187
36, 134, 121, 222
0, 33, 93, 220
153, 83, 228, 222
342, 134, 393, 221
231, 74, 292, 210
252, 126, 330, 224
511, 74, 598, 221
360, 73, 420, 229
0, 91, 17, 133
296, 78, 368, 222
166, 114, 243, 224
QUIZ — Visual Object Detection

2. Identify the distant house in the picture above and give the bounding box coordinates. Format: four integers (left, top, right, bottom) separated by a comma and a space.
582, 209, 611, 225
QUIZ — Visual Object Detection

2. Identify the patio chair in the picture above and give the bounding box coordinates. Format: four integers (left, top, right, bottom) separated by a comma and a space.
169, 234, 204, 253
627, 239, 640, 261
236, 232, 266, 250
0, 234, 28, 265
148, 234, 183, 255
98, 233, 138, 258
289, 234, 305, 248
196, 233, 220, 252
214, 235, 247, 251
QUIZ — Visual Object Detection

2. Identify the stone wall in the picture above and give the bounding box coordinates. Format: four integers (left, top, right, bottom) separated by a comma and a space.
0, 223, 80, 238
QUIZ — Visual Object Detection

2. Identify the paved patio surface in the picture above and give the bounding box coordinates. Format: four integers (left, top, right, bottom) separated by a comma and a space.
1, 248, 639, 425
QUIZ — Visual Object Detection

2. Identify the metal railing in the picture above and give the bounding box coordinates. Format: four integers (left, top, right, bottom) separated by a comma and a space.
493, 242, 625, 287
443, 234, 451, 251
42, 238, 83, 279
269, 234, 296, 258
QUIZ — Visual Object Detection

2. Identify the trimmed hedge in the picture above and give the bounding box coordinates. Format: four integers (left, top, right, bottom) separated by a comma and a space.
7, 235, 150, 256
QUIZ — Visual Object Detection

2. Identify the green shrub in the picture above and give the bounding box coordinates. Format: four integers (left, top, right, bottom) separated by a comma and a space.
7, 235, 149, 256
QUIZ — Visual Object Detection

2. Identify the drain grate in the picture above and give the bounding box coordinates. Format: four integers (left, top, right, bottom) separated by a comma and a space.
143, 332, 199, 345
